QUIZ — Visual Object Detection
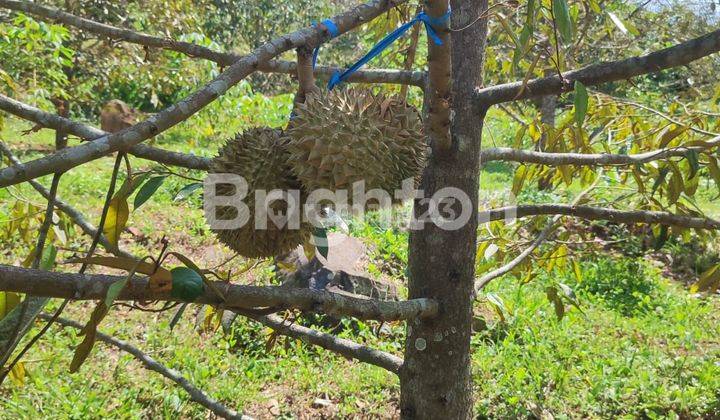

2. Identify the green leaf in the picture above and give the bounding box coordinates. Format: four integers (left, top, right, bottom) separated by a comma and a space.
39, 244, 57, 271
558, 282, 577, 302
552, 0, 573, 44
654, 225, 669, 250
133, 176, 167, 210
104, 279, 128, 308
171, 267, 204, 301
707, 157, 720, 197
685, 149, 700, 179
651, 167, 670, 196
173, 182, 202, 202
657, 125, 688, 148
485, 293, 508, 323
0, 297, 49, 362
512, 165, 528, 196
573, 81, 588, 127
169, 303, 188, 330
545, 286, 564, 320
313, 227, 329, 259
558, 282, 584, 314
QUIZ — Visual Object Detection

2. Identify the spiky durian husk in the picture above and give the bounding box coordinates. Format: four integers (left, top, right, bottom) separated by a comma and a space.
285, 89, 426, 203
208, 128, 311, 258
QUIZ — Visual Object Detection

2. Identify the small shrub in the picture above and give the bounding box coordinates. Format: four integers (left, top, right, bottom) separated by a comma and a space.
567, 257, 660, 316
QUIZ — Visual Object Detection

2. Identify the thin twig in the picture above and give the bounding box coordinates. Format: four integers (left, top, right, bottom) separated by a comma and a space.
0, 153, 127, 382
474, 171, 602, 293
40, 314, 248, 419
0, 141, 130, 257
236, 310, 403, 374
0, 172, 62, 378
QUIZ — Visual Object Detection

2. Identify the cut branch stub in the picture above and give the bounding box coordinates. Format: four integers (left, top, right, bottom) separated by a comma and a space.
294, 46, 321, 109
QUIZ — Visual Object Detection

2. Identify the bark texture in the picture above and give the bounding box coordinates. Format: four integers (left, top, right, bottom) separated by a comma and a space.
475, 28, 720, 105
424, 0, 452, 151
480, 134, 720, 166
480, 204, 720, 229
0, 264, 437, 321
400, 1, 488, 418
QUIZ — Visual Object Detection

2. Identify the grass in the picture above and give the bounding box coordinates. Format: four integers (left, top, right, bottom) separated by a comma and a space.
1, 97, 719, 418
477, 259, 720, 419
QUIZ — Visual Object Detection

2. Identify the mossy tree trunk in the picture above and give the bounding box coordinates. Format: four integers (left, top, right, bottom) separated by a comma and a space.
400, 0, 489, 418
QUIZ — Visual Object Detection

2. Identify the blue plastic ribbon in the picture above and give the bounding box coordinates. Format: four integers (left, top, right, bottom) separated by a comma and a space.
312, 19, 340, 69
328, 10, 450, 90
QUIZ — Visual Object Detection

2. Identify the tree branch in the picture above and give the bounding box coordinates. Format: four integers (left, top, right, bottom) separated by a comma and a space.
480, 135, 720, 166
0, 141, 132, 258
475, 29, 720, 105
0, 94, 211, 171
474, 219, 556, 293
479, 204, 720, 230
0, 265, 438, 321
41, 314, 249, 419
425, 0, 452, 151
237, 310, 403, 374
0, 0, 423, 87
0, 0, 404, 187
475, 177, 601, 292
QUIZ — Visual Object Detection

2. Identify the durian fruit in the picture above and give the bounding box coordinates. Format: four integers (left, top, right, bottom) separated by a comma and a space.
284, 89, 426, 205
208, 128, 312, 258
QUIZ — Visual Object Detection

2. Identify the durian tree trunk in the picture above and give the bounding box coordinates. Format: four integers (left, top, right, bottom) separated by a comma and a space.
400, 1, 489, 419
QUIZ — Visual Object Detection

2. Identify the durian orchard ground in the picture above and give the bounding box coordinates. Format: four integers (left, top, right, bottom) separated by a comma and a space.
1, 100, 720, 418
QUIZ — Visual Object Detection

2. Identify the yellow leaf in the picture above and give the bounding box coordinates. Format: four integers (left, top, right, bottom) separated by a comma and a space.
512, 165, 528, 196
275, 260, 297, 272
103, 196, 129, 246
302, 238, 315, 261
21, 248, 37, 268
558, 166, 573, 186
8, 361, 26, 386
573, 260, 583, 283
657, 125, 688, 148
0, 292, 21, 320
70, 302, 108, 373
631, 167, 646, 194
690, 264, 720, 293
554, 245, 569, 270
685, 174, 699, 197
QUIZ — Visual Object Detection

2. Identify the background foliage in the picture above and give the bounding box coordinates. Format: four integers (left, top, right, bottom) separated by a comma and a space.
1, 0, 720, 417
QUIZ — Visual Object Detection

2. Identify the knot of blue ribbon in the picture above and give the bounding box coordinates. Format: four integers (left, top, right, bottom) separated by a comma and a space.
312, 19, 340, 69
327, 9, 450, 90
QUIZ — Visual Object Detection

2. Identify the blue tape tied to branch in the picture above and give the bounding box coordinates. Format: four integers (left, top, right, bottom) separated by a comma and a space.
312, 19, 340, 69
327, 10, 450, 90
